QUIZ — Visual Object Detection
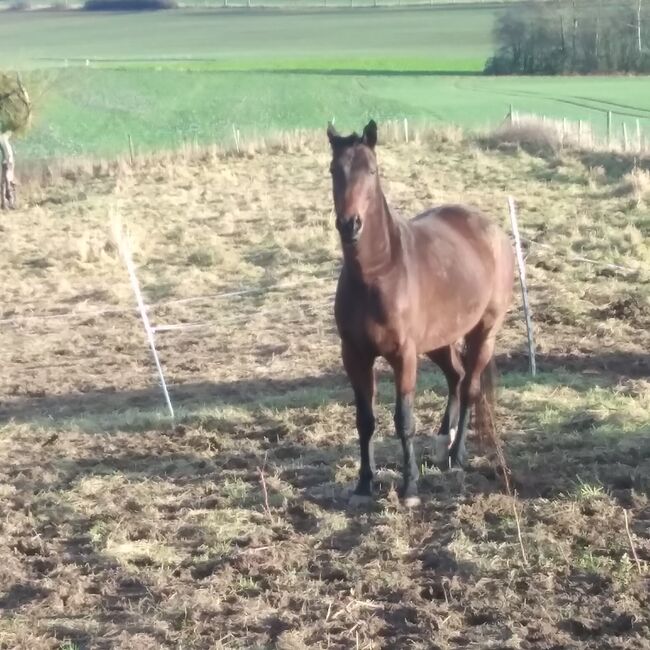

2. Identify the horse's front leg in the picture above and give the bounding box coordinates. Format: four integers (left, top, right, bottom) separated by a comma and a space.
389, 344, 420, 507
342, 341, 377, 502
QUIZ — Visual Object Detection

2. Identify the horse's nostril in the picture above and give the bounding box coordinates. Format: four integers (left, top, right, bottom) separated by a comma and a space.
336, 214, 362, 243
337, 215, 355, 230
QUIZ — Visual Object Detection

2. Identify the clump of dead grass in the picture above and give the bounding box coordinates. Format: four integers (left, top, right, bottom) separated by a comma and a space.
477, 118, 568, 156
616, 167, 650, 203
420, 124, 466, 148
586, 165, 608, 188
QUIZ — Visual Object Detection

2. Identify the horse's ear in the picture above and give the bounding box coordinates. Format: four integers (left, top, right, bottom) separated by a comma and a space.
327, 122, 339, 146
362, 119, 378, 149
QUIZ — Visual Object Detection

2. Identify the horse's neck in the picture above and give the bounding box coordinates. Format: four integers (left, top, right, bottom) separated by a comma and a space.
344, 189, 399, 281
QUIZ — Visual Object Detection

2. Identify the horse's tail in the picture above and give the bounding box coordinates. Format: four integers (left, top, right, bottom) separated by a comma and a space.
474, 356, 513, 492
473, 356, 498, 450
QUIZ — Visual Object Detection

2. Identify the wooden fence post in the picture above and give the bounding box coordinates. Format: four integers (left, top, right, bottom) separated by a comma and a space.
578, 119, 583, 146
508, 197, 536, 377
607, 111, 612, 147
232, 124, 241, 153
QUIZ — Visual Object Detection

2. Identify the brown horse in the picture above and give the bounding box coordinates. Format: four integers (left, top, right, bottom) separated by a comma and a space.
328, 120, 514, 507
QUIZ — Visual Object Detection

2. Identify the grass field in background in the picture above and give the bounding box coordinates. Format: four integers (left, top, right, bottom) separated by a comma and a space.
18, 67, 650, 159
2, 7, 650, 158
0, 0, 521, 6
0, 7, 497, 65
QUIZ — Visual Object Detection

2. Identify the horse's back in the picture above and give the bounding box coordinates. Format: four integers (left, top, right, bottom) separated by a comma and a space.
411, 204, 495, 242
405, 204, 501, 273
406, 204, 514, 332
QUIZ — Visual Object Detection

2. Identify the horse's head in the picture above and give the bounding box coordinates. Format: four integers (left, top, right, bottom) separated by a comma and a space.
327, 120, 379, 245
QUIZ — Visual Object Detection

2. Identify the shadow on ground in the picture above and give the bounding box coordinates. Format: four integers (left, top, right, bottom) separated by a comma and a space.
1, 355, 648, 648
2, 350, 648, 427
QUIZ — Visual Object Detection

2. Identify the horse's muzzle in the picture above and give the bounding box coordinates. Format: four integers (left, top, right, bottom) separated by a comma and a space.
336, 214, 362, 244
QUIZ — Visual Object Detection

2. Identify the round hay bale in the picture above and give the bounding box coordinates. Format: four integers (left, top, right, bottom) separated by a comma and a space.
0, 72, 32, 134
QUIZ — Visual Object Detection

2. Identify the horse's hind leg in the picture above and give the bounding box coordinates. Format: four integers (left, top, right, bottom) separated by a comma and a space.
451, 320, 500, 467
342, 341, 376, 501
427, 345, 465, 468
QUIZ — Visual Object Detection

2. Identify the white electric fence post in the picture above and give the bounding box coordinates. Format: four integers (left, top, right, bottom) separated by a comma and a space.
116, 225, 175, 420
508, 196, 537, 377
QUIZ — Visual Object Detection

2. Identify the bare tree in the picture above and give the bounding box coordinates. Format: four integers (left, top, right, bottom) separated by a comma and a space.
486, 0, 650, 75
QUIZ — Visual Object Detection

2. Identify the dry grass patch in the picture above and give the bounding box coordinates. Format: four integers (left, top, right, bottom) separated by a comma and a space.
478, 118, 566, 156
617, 167, 650, 204
0, 131, 648, 648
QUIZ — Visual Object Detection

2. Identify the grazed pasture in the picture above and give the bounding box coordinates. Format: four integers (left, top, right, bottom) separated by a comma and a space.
3, 7, 650, 159
0, 129, 649, 648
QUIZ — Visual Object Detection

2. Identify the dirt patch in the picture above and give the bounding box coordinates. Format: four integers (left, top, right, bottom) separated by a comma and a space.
595, 294, 650, 329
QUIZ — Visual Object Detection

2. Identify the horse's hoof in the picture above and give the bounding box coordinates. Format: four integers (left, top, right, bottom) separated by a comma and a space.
348, 493, 373, 508
450, 438, 468, 469
403, 495, 421, 508
433, 433, 451, 469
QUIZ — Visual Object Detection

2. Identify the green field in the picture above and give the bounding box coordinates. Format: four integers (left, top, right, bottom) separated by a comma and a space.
2, 7, 650, 158
0, 0, 520, 6
0, 7, 497, 64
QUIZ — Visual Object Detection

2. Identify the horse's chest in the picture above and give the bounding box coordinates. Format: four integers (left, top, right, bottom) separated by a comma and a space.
336, 285, 404, 353
365, 317, 402, 354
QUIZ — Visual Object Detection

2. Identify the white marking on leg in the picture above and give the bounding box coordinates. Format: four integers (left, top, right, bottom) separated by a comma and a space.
403, 495, 421, 508
448, 428, 458, 469
446, 430, 468, 469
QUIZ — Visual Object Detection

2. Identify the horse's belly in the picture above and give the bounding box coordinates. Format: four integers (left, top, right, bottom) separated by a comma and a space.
414, 293, 489, 352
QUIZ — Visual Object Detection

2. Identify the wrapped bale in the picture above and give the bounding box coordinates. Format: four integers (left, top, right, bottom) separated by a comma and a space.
0, 72, 32, 209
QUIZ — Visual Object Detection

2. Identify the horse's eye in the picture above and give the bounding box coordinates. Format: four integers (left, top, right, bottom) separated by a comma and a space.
369, 168, 377, 175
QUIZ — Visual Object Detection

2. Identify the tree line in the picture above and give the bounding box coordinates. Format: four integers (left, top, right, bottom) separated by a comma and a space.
485, 0, 650, 74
